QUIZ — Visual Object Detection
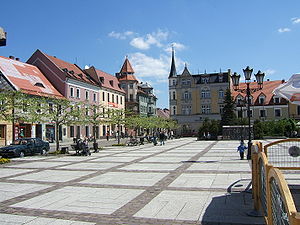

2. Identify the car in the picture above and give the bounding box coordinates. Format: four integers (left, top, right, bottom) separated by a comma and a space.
0, 138, 50, 158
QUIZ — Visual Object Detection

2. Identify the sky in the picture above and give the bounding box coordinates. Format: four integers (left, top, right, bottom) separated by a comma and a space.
1, 0, 300, 108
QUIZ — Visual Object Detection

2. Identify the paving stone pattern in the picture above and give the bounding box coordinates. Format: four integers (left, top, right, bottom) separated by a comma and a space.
0, 138, 267, 225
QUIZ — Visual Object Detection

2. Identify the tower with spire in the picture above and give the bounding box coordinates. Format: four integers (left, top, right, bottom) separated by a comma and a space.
169, 47, 178, 118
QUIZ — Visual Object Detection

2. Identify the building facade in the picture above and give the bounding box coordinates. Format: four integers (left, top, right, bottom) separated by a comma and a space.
168, 49, 231, 135
116, 57, 157, 116
232, 80, 290, 122
0, 55, 64, 145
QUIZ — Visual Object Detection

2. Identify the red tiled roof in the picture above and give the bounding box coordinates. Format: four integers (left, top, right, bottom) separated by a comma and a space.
231, 80, 285, 104
157, 108, 170, 119
118, 74, 138, 81
94, 68, 125, 93
0, 56, 63, 98
44, 54, 98, 86
120, 58, 134, 73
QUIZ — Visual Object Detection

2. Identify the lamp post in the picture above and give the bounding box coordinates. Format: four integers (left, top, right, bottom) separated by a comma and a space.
231, 67, 265, 160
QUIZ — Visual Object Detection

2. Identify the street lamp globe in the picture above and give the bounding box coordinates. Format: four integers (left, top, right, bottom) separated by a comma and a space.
255, 70, 265, 88
243, 66, 253, 81
231, 72, 241, 89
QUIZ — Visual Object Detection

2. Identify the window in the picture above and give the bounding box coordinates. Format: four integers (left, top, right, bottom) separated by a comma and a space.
102, 92, 105, 101
70, 87, 74, 97
259, 96, 265, 104
274, 97, 280, 104
275, 109, 281, 117
202, 77, 209, 83
49, 103, 53, 113
172, 80, 176, 86
112, 94, 114, 103
173, 106, 176, 115
129, 83, 133, 89
260, 109, 266, 117
121, 84, 126, 89
116, 95, 119, 104
76, 89, 80, 98
183, 91, 191, 100
93, 93, 97, 102
219, 104, 224, 114
120, 96, 123, 104
201, 105, 210, 114
182, 105, 192, 115
70, 126, 74, 137
0, 125, 5, 138
85, 107, 89, 116
249, 110, 253, 117
298, 105, 300, 115
85, 126, 89, 137
85, 91, 89, 100
107, 93, 110, 102
219, 90, 224, 98
173, 91, 176, 100
130, 94, 133, 101
201, 89, 210, 99
219, 75, 223, 83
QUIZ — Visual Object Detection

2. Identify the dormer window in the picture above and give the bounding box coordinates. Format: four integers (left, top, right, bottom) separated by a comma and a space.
69, 70, 74, 75
273, 96, 280, 104
100, 77, 104, 83
259, 95, 265, 104
62, 68, 68, 73
34, 82, 45, 88
219, 75, 223, 83
202, 77, 209, 83
109, 80, 114, 86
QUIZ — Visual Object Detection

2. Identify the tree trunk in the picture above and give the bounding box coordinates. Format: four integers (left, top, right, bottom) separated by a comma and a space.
117, 122, 120, 145
55, 122, 60, 151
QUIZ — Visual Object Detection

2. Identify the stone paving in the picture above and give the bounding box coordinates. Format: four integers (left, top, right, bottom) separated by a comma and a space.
0, 138, 276, 224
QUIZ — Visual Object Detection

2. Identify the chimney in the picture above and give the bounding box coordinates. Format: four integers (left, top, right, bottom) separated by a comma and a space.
9, 56, 14, 60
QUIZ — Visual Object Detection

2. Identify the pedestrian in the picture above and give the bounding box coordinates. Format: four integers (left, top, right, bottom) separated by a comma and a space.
106, 131, 109, 141
237, 141, 247, 160
159, 131, 165, 146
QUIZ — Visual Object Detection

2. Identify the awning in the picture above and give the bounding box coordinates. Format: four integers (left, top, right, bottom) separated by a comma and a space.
273, 74, 300, 105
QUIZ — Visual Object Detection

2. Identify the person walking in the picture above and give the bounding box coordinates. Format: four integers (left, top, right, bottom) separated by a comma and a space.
237, 141, 247, 160
159, 131, 165, 146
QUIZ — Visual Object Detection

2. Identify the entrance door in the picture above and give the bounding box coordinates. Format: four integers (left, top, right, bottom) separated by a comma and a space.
35, 124, 42, 138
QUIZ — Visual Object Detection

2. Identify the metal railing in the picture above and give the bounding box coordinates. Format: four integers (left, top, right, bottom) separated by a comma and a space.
252, 140, 300, 225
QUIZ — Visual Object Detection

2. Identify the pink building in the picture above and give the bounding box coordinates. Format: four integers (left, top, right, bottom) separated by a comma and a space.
27, 50, 101, 140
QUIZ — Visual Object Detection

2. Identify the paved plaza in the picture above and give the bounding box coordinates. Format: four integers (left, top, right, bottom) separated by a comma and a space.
0, 138, 277, 224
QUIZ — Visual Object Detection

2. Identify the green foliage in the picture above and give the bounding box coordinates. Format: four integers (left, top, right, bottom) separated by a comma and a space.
0, 158, 11, 164
221, 88, 237, 126
253, 118, 297, 138
198, 118, 221, 139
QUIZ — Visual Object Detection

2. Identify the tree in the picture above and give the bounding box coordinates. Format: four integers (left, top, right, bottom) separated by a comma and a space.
106, 108, 127, 144
39, 97, 81, 151
221, 88, 237, 126
0, 90, 36, 142
82, 104, 106, 150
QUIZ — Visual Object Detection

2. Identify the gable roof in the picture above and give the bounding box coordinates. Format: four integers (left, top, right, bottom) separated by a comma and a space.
44, 53, 98, 86
94, 68, 125, 93
0, 56, 63, 98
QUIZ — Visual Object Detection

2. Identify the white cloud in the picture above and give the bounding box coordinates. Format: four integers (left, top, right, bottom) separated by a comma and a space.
108, 31, 134, 40
291, 17, 300, 24
129, 52, 185, 79
265, 69, 276, 75
164, 42, 186, 53
278, 28, 291, 33
129, 29, 169, 50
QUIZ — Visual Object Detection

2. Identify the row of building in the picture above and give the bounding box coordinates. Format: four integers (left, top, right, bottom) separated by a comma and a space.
168, 49, 300, 135
0, 50, 162, 146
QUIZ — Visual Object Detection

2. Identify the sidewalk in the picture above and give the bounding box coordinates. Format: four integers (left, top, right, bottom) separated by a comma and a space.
0, 138, 265, 224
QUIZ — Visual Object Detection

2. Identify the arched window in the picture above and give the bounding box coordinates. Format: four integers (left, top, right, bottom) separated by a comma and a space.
173, 106, 176, 115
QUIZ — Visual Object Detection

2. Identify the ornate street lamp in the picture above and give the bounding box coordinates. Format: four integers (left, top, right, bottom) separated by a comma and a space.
231, 67, 265, 160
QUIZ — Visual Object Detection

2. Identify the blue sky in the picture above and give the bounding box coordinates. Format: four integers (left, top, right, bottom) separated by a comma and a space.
1, 0, 300, 108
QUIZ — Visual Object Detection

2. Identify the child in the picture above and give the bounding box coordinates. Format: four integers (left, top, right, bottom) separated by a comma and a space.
237, 141, 247, 160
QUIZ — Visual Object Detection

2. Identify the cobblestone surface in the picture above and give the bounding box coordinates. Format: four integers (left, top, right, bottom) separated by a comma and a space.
0, 138, 266, 225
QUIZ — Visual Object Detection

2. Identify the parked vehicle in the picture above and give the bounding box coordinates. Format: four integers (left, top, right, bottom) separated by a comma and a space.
0, 138, 50, 158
